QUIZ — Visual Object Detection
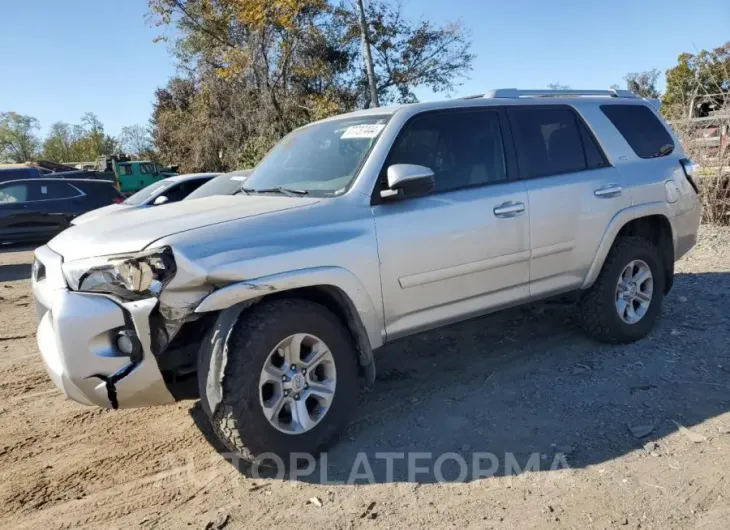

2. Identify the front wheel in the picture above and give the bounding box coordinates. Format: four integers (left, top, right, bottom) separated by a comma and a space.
579, 236, 665, 343
199, 299, 360, 466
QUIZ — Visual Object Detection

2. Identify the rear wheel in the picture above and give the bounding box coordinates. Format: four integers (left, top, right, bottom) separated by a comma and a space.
199, 299, 360, 466
579, 236, 665, 343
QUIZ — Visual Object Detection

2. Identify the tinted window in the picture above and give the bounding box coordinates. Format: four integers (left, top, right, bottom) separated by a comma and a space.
387, 110, 507, 193
601, 104, 674, 159
580, 123, 608, 169
164, 181, 202, 202
0, 183, 29, 203
140, 163, 156, 174
509, 107, 588, 178
34, 181, 80, 200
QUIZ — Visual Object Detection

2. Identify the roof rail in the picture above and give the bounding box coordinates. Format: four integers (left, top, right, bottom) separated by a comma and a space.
463, 89, 638, 99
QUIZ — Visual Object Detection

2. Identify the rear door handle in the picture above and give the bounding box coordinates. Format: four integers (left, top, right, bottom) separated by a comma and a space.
493, 201, 525, 218
594, 184, 622, 198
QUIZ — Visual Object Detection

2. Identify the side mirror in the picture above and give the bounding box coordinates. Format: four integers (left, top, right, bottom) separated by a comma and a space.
153, 195, 169, 206
380, 164, 435, 200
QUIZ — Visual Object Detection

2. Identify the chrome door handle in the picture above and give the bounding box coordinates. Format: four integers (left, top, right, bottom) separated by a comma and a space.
493, 201, 525, 218
594, 184, 622, 198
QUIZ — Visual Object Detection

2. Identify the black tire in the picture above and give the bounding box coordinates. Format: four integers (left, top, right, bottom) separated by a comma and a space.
199, 298, 360, 466
578, 236, 665, 343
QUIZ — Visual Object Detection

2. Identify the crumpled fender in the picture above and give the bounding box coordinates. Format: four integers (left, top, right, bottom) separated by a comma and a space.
194, 267, 380, 393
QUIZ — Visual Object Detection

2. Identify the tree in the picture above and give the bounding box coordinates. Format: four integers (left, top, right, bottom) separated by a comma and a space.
663, 42, 730, 118
624, 69, 660, 99
147, 0, 474, 171
40, 114, 117, 163
0, 112, 40, 163
42, 121, 76, 162
119, 124, 153, 158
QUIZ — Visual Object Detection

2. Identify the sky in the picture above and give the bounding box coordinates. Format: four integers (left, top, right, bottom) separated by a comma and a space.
1, 0, 728, 137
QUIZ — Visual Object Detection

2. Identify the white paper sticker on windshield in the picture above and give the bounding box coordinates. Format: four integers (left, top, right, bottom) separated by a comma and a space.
231, 176, 248, 181
341, 124, 385, 139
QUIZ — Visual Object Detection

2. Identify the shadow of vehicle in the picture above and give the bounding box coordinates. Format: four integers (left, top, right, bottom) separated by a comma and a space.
0, 263, 31, 282
190, 271, 730, 484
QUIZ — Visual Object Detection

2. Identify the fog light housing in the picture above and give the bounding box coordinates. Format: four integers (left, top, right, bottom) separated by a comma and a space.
116, 330, 142, 362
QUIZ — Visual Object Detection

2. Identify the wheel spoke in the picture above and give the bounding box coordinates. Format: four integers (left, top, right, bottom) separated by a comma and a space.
635, 290, 652, 303
625, 302, 638, 323
633, 267, 652, 286
280, 333, 306, 366
262, 394, 285, 422
616, 297, 629, 318
260, 363, 284, 386
291, 398, 316, 432
302, 343, 332, 369
306, 381, 335, 407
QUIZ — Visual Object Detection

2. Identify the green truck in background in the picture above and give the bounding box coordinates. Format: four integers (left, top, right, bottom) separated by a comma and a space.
97, 155, 178, 195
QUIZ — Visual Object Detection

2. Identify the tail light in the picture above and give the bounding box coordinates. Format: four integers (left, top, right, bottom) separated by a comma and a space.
679, 158, 699, 194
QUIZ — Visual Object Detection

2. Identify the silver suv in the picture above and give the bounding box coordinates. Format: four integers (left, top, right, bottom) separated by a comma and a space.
32, 88, 701, 462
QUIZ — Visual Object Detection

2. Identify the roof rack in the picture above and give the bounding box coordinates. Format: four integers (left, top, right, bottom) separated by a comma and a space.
462, 88, 638, 99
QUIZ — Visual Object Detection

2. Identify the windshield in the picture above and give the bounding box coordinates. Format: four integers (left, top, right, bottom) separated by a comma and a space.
186, 171, 252, 200
123, 181, 169, 205
242, 115, 390, 196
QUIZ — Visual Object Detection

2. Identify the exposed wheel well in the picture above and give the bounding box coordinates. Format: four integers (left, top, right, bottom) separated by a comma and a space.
265, 285, 376, 383
616, 215, 674, 293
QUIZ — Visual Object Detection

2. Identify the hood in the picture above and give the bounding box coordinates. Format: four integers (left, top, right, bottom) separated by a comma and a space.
49, 195, 320, 261
71, 204, 135, 225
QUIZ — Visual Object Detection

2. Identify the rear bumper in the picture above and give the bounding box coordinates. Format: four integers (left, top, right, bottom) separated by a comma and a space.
33, 245, 174, 409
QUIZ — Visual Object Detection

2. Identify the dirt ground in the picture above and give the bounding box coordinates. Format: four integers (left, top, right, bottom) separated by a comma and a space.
1, 227, 729, 530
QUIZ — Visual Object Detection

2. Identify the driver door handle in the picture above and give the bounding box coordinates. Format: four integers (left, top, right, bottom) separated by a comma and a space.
493, 201, 525, 218
594, 184, 622, 198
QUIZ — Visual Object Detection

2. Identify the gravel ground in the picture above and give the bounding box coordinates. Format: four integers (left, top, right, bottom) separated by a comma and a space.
1, 226, 729, 529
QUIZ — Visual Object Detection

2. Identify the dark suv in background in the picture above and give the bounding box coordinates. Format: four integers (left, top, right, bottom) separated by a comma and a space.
0, 178, 125, 244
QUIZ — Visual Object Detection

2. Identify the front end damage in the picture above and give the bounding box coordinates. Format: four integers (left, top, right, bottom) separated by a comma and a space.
32, 244, 217, 409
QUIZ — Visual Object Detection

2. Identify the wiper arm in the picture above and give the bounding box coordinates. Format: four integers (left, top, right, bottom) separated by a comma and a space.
238, 186, 309, 196
648, 144, 674, 158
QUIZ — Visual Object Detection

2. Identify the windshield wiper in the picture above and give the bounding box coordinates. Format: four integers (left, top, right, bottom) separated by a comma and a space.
648, 144, 675, 158
238, 186, 309, 196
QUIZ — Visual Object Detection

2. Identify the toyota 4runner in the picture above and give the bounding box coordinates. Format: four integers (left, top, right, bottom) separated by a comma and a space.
32, 88, 701, 463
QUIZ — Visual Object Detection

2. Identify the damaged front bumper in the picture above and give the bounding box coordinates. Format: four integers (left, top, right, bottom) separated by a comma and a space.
33, 245, 175, 409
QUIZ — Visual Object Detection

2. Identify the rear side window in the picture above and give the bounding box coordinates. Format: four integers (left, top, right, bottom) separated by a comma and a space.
601, 105, 674, 159
509, 107, 605, 178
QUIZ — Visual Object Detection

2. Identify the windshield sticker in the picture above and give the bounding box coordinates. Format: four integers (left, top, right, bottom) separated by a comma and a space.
231, 176, 248, 181
340, 124, 385, 139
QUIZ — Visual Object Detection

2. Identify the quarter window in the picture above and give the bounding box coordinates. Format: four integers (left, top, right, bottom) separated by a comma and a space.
386, 109, 508, 193
601, 104, 675, 159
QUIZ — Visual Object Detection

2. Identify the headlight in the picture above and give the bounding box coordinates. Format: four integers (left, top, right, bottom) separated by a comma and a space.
62, 247, 176, 300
